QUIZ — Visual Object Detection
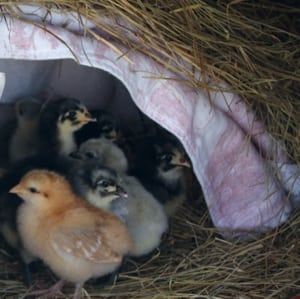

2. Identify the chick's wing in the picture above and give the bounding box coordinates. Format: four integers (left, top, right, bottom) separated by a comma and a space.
50, 227, 122, 263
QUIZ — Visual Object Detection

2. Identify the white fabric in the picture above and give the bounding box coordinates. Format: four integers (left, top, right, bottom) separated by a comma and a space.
0, 12, 298, 236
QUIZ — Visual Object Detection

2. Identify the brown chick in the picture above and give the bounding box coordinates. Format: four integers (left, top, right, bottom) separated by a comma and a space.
9, 169, 133, 299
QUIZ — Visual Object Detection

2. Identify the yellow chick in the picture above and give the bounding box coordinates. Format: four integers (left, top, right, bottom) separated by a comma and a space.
10, 169, 133, 299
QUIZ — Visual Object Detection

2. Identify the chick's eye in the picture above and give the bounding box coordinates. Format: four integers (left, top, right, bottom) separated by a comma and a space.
102, 124, 113, 133
28, 187, 39, 193
96, 179, 110, 188
160, 153, 172, 162
85, 151, 96, 159
65, 110, 76, 119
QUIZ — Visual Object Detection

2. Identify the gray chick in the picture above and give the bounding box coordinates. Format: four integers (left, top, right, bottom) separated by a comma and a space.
71, 137, 128, 173
69, 160, 168, 257
9, 97, 42, 164
118, 174, 168, 257
69, 163, 129, 222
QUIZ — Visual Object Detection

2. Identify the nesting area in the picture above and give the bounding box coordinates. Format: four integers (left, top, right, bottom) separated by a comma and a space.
0, 1, 299, 298
0, 199, 299, 298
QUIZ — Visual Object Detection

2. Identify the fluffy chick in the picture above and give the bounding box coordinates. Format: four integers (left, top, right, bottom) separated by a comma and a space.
0, 154, 78, 285
154, 137, 191, 216
0, 192, 35, 262
75, 108, 138, 172
0, 106, 18, 169
134, 132, 191, 217
75, 109, 121, 146
9, 97, 42, 164
118, 174, 168, 257
71, 138, 129, 173
69, 162, 129, 222
10, 169, 133, 299
69, 161, 168, 257
38, 98, 96, 157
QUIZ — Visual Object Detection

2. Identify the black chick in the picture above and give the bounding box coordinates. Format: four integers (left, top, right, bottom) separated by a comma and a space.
75, 109, 121, 146
38, 98, 95, 157
133, 131, 191, 217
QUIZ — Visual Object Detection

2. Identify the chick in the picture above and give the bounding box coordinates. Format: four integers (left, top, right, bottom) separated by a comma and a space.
69, 162, 129, 221
75, 108, 140, 172
0, 154, 78, 285
9, 97, 42, 164
134, 132, 191, 217
38, 98, 96, 157
0, 192, 36, 286
9, 169, 133, 299
71, 138, 129, 173
118, 174, 168, 257
154, 137, 191, 216
75, 109, 121, 146
69, 160, 168, 257
0, 105, 18, 168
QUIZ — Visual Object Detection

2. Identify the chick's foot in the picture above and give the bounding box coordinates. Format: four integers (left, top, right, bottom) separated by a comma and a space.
23, 279, 65, 298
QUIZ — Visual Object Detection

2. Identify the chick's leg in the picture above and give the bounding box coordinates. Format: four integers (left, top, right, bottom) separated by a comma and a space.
24, 279, 65, 298
73, 282, 83, 299
20, 259, 32, 287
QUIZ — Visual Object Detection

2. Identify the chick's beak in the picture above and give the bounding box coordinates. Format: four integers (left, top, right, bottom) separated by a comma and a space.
109, 129, 120, 141
78, 112, 97, 124
69, 150, 82, 160
179, 157, 191, 168
172, 152, 191, 168
9, 184, 23, 195
115, 185, 128, 199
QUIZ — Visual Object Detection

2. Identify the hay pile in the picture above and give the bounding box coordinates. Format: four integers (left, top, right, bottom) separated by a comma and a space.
0, 199, 299, 298
0, 1, 299, 298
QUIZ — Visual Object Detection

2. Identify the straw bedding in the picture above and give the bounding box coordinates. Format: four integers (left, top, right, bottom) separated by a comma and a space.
0, 199, 299, 298
0, 1, 299, 298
